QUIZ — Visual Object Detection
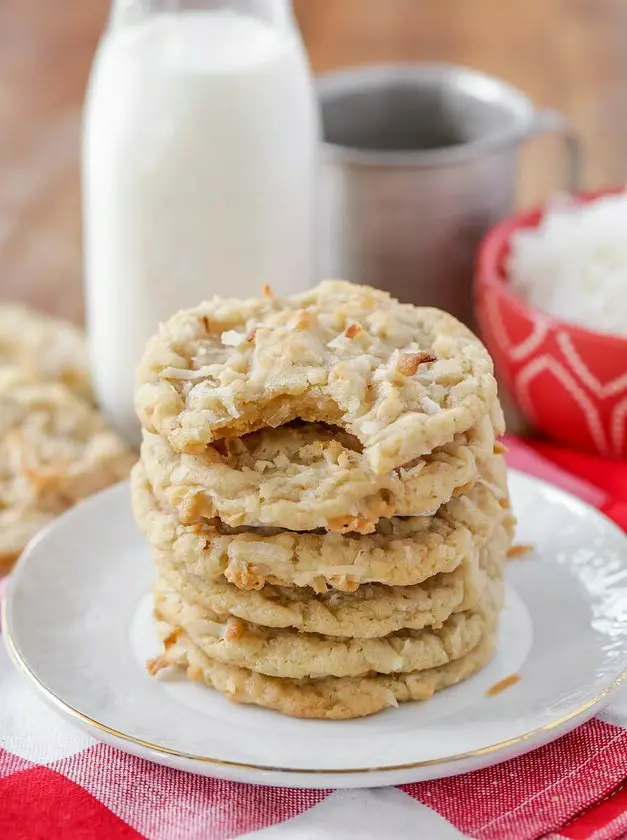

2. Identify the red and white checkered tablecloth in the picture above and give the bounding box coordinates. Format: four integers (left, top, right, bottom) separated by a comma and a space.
1, 437, 627, 840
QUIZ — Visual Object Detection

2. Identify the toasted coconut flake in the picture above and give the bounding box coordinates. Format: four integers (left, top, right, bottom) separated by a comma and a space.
397, 351, 437, 376
327, 515, 377, 535
289, 309, 311, 330
225, 562, 266, 590
344, 322, 362, 339
486, 673, 520, 696
507, 543, 534, 559
146, 654, 170, 676
224, 619, 245, 641
163, 628, 182, 649
454, 481, 475, 497
328, 574, 360, 592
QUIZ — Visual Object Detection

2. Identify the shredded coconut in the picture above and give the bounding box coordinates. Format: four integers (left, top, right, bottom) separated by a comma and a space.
220, 329, 247, 347
508, 192, 627, 336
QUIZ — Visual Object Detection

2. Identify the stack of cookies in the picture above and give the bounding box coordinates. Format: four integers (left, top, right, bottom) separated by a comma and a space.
132, 280, 514, 719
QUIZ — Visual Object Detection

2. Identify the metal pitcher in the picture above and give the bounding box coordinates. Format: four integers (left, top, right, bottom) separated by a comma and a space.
317, 63, 580, 326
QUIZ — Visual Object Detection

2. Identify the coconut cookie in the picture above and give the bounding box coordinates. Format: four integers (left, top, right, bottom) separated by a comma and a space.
149, 598, 499, 720
0, 303, 92, 402
0, 368, 136, 566
152, 521, 510, 638
141, 402, 504, 532
135, 280, 497, 472
132, 456, 509, 593
152, 583, 498, 679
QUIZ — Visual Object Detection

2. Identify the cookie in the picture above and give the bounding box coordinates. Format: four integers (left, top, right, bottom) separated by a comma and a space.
132, 455, 510, 592
135, 280, 497, 472
0, 303, 92, 402
141, 402, 503, 532
152, 576, 500, 679
152, 521, 510, 638
0, 368, 136, 566
149, 602, 499, 719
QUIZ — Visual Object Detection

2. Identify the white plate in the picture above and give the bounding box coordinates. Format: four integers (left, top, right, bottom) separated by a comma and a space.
4, 470, 627, 789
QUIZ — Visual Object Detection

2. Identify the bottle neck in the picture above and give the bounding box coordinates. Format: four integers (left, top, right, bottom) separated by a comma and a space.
109, 0, 293, 29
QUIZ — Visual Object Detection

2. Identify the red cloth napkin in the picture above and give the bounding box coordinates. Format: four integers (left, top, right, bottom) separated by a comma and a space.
1, 437, 626, 840
525, 440, 627, 532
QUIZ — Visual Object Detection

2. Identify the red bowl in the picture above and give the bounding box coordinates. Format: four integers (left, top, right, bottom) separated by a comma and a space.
475, 189, 627, 459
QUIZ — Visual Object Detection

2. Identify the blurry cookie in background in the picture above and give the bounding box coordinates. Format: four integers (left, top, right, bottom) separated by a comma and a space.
0, 303, 93, 403
0, 366, 136, 572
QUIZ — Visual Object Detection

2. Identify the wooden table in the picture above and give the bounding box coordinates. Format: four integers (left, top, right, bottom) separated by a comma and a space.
2, 0, 626, 323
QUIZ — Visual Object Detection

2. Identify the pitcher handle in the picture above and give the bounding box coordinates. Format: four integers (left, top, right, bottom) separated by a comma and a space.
528, 108, 582, 192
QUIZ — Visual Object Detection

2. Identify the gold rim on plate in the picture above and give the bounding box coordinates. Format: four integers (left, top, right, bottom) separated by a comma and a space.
3, 597, 627, 777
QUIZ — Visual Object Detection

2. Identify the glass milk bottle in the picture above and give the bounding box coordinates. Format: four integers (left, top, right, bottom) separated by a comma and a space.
82, 0, 320, 444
